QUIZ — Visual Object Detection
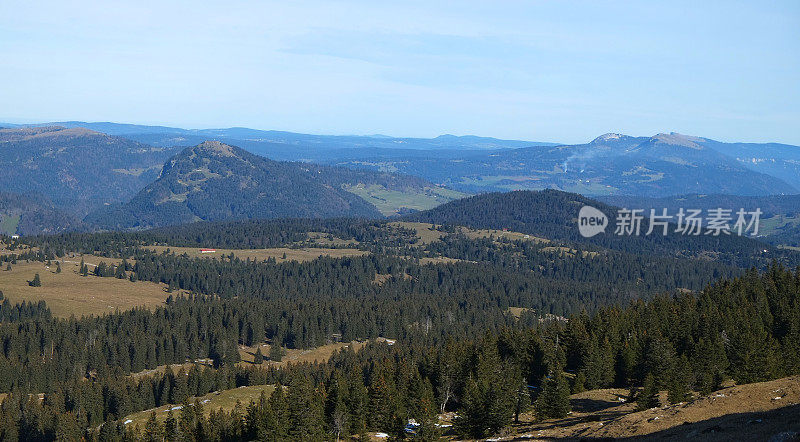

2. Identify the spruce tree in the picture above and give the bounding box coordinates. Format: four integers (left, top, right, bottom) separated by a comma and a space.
164, 410, 177, 441
253, 348, 264, 364
454, 344, 516, 438
144, 412, 163, 442
572, 371, 587, 394
30, 273, 41, 287
287, 374, 324, 441
326, 374, 349, 441
55, 412, 81, 442
406, 369, 439, 439
115, 264, 126, 279
346, 366, 368, 438
267, 384, 289, 440
667, 356, 691, 404
367, 367, 396, 432
637, 373, 660, 410
535, 370, 571, 420
270, 341, 284, 362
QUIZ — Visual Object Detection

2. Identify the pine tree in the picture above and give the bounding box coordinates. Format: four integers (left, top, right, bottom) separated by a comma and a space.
253, 348, 264, 364
29, 273, 41, 287
55, 262, 61, 274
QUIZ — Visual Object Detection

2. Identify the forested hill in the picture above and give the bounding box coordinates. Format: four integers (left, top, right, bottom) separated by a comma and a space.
0, 192, 79, 235
404, 190, 792, 264
0, 126, 181, 216
86, 141, 384, 229
600, 193, 800, 218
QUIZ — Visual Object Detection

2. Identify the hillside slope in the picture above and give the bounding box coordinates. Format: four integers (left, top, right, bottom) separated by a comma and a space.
332, 132, 798, 197
505, 376, 800, 441
0, 126, 181, 216
0, 192, 78, 235
86, 141, 384, 229
403, 189, 788, 266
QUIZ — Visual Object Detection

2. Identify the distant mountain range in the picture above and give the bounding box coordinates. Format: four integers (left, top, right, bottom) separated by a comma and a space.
2, 121, 799, 235
332, 132, 800, 196
14, 121, 553, 161
22, 121, 797, 197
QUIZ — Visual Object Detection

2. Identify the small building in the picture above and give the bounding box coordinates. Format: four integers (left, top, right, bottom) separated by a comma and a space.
10, 235, 19, 240
200, 248, 216, 254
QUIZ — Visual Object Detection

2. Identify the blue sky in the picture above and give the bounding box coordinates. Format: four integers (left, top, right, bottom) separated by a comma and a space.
1, 1, 798, 144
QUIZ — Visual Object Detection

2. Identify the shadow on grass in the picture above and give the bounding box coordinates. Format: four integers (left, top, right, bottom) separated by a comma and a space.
507, 403, 800, 441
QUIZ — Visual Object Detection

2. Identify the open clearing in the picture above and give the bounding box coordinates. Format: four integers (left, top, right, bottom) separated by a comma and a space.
495, 375, 800, 441
123, 384, 276, 429
0, 214, 20, 236
238, 340, 367, 368
130, 340, 368, 381
760, 214, 800, 236
343, 183, 468, 216
124, 341, 377, 428
390, 221, 549, 245
0, 260, 173, 317
146, 245, 367, 262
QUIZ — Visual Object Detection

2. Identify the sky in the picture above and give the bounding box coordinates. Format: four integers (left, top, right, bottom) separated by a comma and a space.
1, 1, 798, 144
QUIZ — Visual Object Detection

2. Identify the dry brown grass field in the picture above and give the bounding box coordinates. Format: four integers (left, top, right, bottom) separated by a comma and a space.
123, 340, 379, 428
491, 375, 800, 441
0, 259, 174, 317
389, 221, 549, 245
146, 245, 367, 262
238, 340, 367, 368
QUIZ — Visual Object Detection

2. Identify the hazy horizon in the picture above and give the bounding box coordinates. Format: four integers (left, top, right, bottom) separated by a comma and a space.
2, 0, 798, 145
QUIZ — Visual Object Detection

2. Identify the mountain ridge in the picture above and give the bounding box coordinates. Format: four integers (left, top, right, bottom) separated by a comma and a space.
86, 141, 386, 229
